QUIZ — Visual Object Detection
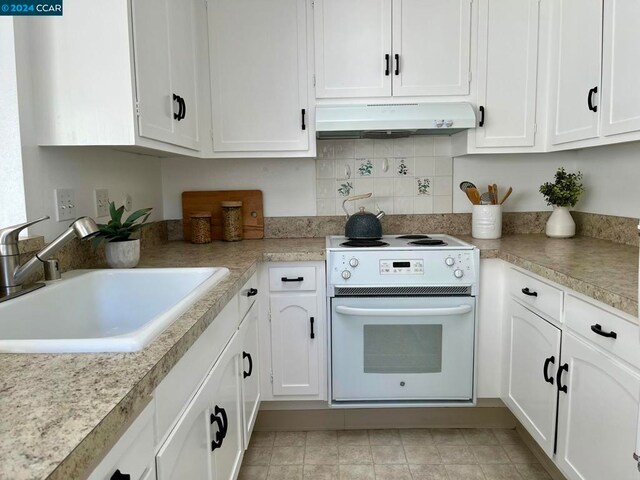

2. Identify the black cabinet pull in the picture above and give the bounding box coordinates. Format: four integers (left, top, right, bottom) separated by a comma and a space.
281, 276, 304, 282
110, 470, 130, 480
301, 108, 306, 130
310, 317, 315, 339
247, 288, 258, 297
587, 86, 598, 112
180, 97, 186, 120
394, 54, 400, 75
590, 323, 617, 339
384, 54, 390, 76
557, 363, 569, 394
478, 106, 485, 127
521, 287, 538, 297
173, 94, 181, 120
543, 355, 555, 385
210, 405, 228, 451
243, 351, 253, 378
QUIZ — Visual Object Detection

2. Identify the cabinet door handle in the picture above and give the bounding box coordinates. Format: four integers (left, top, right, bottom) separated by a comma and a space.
590, 323, 617, 339
210, 405, 228, 451
247, 288, 258, 297
521, 287, 537, 297
587, 86, 598, 112
557, 363, 569, 394
543, 355, 555, 385
281, 276, 304, 282
173, 94, 181, 120
394, 53, 400, 75
243, 351, 253, 378
478, 106, 485, 127
180, 97, 186, 120
110, 470, 131, 480
301, 108, 306, 130
310, 317, 315, 339
384, 54, 390, 76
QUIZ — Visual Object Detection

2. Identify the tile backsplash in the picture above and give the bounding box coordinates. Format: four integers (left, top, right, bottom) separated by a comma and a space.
315, 137, 453, 216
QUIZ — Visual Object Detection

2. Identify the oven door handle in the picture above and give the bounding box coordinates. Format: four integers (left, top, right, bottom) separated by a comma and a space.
334, 305, 473, 317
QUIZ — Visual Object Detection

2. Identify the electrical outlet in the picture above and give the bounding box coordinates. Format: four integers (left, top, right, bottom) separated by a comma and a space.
95, 189, 109, 217
54, 188, 76, 222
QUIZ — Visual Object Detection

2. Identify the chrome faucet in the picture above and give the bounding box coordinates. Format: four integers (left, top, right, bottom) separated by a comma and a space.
0, 216, 100, 299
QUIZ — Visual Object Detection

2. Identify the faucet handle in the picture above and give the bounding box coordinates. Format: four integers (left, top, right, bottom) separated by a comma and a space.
0, 216, 50, 253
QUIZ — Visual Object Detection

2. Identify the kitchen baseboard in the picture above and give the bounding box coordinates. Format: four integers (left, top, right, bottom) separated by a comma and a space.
254, 399, 517, 431
516, 424, 568, 480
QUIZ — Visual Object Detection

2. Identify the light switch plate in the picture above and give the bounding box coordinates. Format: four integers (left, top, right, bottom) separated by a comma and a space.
95, 189, 109, 217
54, 188, 76, 222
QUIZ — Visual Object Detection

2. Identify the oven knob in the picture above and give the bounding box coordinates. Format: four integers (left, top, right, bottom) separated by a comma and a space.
341, 270, 351, 280
445, 256, 455, 267
454, 269, 464, 279
349, 258, 359, 268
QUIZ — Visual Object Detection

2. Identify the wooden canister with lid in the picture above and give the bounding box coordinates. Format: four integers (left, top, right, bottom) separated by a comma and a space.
221, 201, 243, 241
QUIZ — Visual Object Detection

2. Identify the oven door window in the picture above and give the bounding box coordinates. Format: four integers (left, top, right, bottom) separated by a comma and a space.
363, 324, 442, 374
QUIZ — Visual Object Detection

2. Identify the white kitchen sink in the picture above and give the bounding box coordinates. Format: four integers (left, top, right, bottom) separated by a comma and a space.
0, 267, 229, 353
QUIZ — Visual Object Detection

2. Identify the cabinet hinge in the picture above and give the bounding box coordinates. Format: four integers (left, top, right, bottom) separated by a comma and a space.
210, 129, 214, 142
134, 101, 141, 117
311, 0, 314, 7
468, 71, 472, 83
268, 310, 271, 322
270, 372, 273, 383
313, 75, 316, 87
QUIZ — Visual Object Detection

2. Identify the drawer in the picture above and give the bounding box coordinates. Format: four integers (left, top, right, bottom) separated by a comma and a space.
269, 266, 317, 292
565, 294, 640, 369
155, 294, 239, 442
88, 402, 155, 480
508, 268, 563, 322
238, 272, 259, 320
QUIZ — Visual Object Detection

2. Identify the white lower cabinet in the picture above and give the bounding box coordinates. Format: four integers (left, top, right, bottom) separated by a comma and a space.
555, 332, 640, 480
156, 333, 243, 480
239, 303, 260, 448
504, 300, 561, 457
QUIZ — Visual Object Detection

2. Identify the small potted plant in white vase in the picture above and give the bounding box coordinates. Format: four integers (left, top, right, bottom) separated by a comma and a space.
539, 167, 584, 238
92, 202, 152, 268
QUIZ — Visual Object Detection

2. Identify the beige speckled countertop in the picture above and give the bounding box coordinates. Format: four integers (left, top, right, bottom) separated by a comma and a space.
1, 235, 637, 479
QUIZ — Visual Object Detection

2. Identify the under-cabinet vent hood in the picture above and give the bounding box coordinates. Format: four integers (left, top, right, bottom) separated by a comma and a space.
316, 102, 476, 139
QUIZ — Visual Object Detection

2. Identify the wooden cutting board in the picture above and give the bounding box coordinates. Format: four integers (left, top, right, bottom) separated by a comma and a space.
182, 190, 264, 241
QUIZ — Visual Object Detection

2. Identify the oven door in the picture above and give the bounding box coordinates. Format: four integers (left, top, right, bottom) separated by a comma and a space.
331, 296, 475, 403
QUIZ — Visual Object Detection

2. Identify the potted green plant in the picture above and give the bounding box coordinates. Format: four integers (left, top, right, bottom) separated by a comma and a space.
539, 167, 584, 238
92, 202, 152, 268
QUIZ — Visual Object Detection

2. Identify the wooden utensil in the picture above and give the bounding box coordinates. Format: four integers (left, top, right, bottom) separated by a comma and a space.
499, 187, 513, 205
492, 184, 498, 205
182, 190, 264, 241
466, 187, 481, 205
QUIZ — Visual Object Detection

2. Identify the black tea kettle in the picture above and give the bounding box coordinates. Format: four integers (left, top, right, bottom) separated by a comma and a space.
342, 193, 385, 239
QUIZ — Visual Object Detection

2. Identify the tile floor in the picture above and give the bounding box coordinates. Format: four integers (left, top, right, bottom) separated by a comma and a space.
238, 428, 554, 480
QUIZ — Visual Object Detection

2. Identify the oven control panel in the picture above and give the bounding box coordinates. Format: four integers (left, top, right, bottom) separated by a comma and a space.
380, 259, 424, 275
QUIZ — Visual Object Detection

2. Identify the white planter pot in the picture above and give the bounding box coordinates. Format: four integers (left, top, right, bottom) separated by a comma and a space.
104, 239, 140, 268
545, 206, 576, 238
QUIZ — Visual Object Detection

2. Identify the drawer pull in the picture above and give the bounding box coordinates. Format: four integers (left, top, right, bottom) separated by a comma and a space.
521, 287, 538, 297
246, 288, 258, 297
281, 276, 304, 283
110, 470, 131, 480
210, 405, 228, 452
590, 323, 617, 339
310, 317, 315, 339
557, 363, 569, 394
243, 351, 253, 378
542, 355, 555, 385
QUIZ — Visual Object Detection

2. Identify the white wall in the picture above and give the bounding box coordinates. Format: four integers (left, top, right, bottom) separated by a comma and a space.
161, 157, 316, 218
0, 19, 27, 227
13, 20, 164, 242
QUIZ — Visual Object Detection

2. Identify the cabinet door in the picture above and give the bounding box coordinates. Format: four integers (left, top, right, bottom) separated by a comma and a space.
556, 333, 640, 480
503, 301, 561, 457
208, 0, 310, 152
270, 294, 320, 396
392, 0, 471, 97
549, 0, 602, 145
475, 0, 539, 147
314, 0, 392, 98
601, 0, 640, 136
131, 0, 176, 145
239, 303, 260, 449
167, 0, 200, 150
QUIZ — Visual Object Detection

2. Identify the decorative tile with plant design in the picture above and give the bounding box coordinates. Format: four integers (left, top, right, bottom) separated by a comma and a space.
397, 158, 409, 176
417, 177, 431, 195
357, 159, 373, 176
337, 181, 353, 197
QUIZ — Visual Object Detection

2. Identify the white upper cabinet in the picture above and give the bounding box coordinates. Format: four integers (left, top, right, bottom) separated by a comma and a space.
475, 0, 540, 148
392, 0, 472, 97
601, 0, 640, 136
314, 0, 392, 98
548, 0, 602, 145
207, 0, 311, 154
313, 0, 471, 99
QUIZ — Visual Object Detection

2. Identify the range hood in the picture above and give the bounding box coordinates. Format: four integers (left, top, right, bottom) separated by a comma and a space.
316, 102, 476, 139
